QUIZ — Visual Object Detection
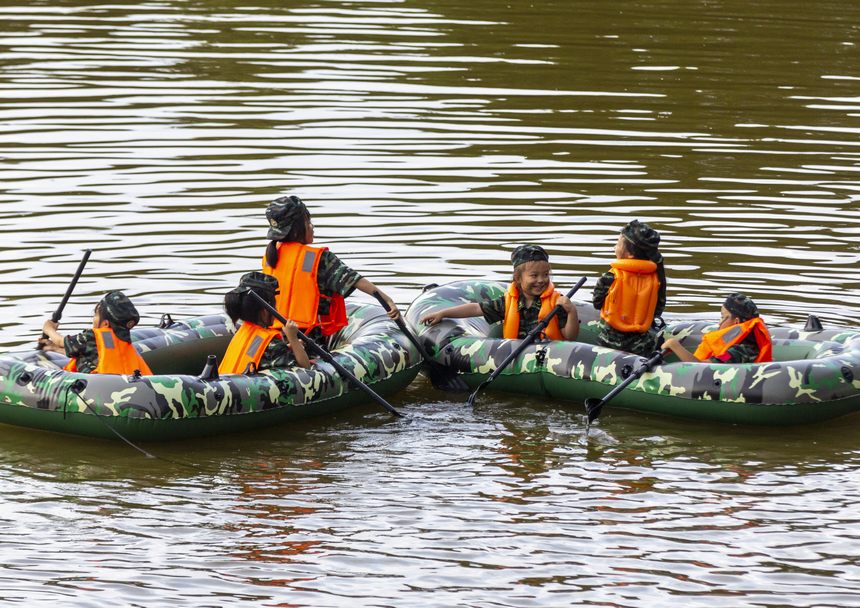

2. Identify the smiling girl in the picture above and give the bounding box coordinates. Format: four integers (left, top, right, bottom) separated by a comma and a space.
420, 245, 579, 341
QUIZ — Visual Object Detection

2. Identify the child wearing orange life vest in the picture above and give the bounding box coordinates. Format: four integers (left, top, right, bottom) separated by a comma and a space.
420, 245, 579, 340
219, 271, 311, 375
38, 290, 152, 375
262, 194, 400, 347
592, 220, 666, 357
662, 293, 773, 364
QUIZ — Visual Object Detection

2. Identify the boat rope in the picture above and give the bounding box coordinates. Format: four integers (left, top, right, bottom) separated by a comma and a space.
68, 381, 199, 470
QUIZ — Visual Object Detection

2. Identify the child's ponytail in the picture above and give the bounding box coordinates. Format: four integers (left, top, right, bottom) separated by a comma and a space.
265, 241, 280, 269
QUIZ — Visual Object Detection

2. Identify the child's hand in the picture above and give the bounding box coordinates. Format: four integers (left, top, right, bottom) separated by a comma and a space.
378, 293, 401, 321
557, 296, 574, 312
282, 320, 300, 343
42, 320, 59, 334
420, 312, 445, 326
661, 337, 681, 351
40, 341, 63, 354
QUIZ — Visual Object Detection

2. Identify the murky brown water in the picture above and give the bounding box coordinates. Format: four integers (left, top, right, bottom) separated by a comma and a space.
1, 0, 859, 605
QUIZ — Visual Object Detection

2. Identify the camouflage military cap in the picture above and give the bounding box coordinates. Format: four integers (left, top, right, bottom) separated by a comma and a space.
233, 271, 280, 296
265, 195, 308, 240
511, 244, 549, 267
621, 220, 660, 253
99, 291, 140, 341
723, 292, 759, 321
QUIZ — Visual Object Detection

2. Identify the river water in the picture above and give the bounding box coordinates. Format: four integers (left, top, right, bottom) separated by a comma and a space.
1, 0, 859, 605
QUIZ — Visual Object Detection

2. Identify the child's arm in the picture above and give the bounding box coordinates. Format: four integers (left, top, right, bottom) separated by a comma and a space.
592, 272, 614, 310
282, 321, 311, 369
420, 303, 483, 326
661, 337, 699, 362
39, 320, 66, 352
557, 296, 580, 341
354, 278, 400, 321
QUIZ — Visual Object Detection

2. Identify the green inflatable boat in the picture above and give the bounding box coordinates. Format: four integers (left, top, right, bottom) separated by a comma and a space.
0, 304, 420, 441
406, 280, 860, 426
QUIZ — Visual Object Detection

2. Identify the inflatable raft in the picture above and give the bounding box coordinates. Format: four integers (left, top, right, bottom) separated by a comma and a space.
0, 303, 420, 441
406, 280, 860, 425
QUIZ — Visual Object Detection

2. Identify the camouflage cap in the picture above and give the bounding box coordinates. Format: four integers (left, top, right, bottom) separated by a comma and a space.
99, 291, 140, 341
233, 271, 280, 296
511, 244, 549, 268
265, 195, 308, 240
723, 293, 759, 321
621, 220, 660, 253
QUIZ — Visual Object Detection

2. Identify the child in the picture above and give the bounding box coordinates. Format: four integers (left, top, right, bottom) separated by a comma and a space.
39, 290, 153, 375
262, 194, 400, 347
421, 244, 579, 341
592, 220, 666, 356
219, 271, 311, 374
662, 293, 773, 364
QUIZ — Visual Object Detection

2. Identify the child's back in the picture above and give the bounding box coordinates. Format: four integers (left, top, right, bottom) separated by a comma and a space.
593, 220, 665, 356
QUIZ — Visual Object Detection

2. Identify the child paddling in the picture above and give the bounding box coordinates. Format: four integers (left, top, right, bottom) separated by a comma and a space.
662, 293, 773, 364
219, 272, 311, 374
421, 244, 579, 341
261, 194, 400, 347
39, 291, 152, 375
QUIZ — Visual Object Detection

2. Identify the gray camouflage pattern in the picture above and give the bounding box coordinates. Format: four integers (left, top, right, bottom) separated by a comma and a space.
406, 280, 860, 425
0, 304, 420, 439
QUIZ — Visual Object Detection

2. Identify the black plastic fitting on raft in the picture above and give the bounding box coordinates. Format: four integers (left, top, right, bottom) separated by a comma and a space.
199, 355, 220, 381
804, 315, 824, 332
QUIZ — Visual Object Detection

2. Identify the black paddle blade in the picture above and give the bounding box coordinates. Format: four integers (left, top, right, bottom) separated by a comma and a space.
584, 398, 604, 424
424, 360, 470, 392
466, 381, 488, 407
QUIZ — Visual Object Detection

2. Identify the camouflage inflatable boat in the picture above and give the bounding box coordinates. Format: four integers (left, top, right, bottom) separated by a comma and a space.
407, 280, 860, 426
0, 303, 420, 441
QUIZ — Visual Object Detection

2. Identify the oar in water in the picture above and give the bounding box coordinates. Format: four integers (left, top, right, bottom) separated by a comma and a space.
466, 276, 587, 408
371, 291, 469, 392
38, 249, 93, 350
246, 290, 403, 418
583, 348, 670, 430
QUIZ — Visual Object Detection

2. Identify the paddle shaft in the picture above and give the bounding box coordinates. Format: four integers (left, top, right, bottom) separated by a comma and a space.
585, 348, 671, 426
372, 290, 470, 392
52, 249, 92, 322
39, 249, 93, 348
371, 291, 433, 361
468, 276, 587, 405
247, 290, 403, 418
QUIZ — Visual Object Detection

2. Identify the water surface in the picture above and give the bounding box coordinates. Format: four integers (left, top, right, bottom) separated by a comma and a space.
0, 0, 859, 605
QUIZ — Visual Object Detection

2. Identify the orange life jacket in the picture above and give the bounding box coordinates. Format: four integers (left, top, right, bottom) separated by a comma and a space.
600, 259, 660, 333
64, 327, 153, 375
503, 282, 564, 340
693, 317, 773, 363
218, 321, 282, 375
262, 242, 348, 336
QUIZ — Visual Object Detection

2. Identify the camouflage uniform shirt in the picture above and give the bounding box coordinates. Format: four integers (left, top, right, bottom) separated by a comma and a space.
317, 249, 362, 313
592, 270, 665, 357
64, 329, 99, 374
258, 334, 299, 370
480, 295, 569, 339
307, 249, 362, 345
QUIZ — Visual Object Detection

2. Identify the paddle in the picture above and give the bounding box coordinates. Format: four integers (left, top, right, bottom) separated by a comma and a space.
246, 290, 403, 418
38, 249, 93, 350
371, 291, 469, 392
466, 276, 587, 407
584, 348, 670, 429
